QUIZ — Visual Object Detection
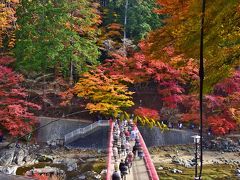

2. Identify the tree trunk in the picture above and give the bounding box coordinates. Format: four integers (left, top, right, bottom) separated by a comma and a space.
123, 0, 129, 57
70, 60, 73, 85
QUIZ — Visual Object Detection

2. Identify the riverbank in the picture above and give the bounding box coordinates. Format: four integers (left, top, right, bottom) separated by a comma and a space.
0, 143, 107, 179
150, 145, 240, 179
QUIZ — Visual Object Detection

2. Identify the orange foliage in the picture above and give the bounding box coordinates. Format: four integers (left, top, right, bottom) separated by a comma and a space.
0, 1, 18, 49
73, 70, 134, 115
154, 0, 191, 22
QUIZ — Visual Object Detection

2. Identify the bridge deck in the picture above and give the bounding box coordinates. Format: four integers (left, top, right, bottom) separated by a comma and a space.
109, 141, 150, 180
107, 120, 159, 180
131, 158, 150, 180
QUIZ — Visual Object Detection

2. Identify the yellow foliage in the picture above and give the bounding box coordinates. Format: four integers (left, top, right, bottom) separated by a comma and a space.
74, 72, 134, 115
0, 2, 17, 49
134, 114, 168, 131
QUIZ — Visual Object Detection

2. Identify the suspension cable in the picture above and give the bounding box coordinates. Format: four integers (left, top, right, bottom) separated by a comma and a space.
199, 0, 206, 179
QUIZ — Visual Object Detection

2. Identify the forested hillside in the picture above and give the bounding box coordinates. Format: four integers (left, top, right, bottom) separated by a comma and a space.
0, 0, 239, 136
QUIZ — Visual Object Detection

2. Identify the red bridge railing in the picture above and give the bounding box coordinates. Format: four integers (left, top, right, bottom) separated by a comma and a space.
137, 127, 159, 180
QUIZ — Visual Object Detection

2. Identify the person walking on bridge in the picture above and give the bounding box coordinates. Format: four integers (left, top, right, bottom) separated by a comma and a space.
125, 141, 130, 154
132, 144, 138, 157
119, 159, 128, 180
112, 168, 121, 180
113, 145, 118, 162
126, 151, 134, 173
138, 146, 144, 159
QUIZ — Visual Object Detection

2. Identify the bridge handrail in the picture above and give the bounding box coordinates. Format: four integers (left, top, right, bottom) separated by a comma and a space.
64, 120, 110, 144
137, 127, 159, 180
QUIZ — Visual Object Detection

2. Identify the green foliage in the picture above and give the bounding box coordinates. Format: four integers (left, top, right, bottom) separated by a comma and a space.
14, 0, 100, 75
180, 0, 240, 92
103, 0, 163, 41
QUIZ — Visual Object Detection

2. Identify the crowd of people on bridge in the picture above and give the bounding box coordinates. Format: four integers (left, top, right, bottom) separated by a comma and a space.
111, 119, 144, 180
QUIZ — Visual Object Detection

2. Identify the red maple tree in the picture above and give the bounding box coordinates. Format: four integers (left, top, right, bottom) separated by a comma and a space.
0, 57, 40, 136
134, 107, 160, 121
180, 70, 240, 135
100, 43, 187, 109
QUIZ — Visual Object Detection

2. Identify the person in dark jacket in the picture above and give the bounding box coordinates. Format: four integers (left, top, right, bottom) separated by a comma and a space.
121, 142, 126, 156
112, 170, 121, 180
125, 158, 131, 173
138, 147, 144, 159
135, 141, 141, 149
119, 159, 128, 179
132, 144, 138, 156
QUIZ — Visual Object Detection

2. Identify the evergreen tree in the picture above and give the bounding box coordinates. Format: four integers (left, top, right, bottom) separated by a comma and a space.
14, 0, 101, 76
103, 0, 163, 41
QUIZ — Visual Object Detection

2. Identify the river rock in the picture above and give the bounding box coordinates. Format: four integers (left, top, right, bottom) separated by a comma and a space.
171, 156, 194, 167
86, 158, 98, 162
164, 153, 172, 158
170, 168, 183, 174
183, 160, 193, 168
172, 156, 181, 164
67, 162, 78, 171
0, 165, 18, 175
15, 149, 25, 165
204, 137, 240, 152
74, 175, 86, 180
100, 169, 107, 175
53, 158, 78, 171
0, 149, 15, 166
84, 171, 101, 179
36, 154, 53, 162
26, 166, 65, 176
23, 155, 32, 163
236, 168, 240, 176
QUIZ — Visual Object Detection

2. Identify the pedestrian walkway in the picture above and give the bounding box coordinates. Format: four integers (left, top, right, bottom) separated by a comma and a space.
109, 141, 149, 180
130, 154, 149, 180
107, 119, 156, 180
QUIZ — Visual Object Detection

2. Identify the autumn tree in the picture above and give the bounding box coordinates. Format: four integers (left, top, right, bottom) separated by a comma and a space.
98, 23, 124, 58
0, 0, 19, 51
134, 107, 159, 120
101, 44, 187, 109
180, 70, 240, 135
73, 70, 134, 116
0, 57, 40, 136
148, 0, 240, 91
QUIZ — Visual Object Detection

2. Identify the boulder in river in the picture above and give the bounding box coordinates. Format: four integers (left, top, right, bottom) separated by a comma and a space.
0, 165, 19, 175
0, 148, 15, 166
170, 168, 183, 174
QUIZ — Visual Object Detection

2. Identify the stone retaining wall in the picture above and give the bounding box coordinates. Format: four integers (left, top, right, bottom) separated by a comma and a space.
37, 118, 195, 147
37, 117, 90, 143
139, 127, 195, 147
